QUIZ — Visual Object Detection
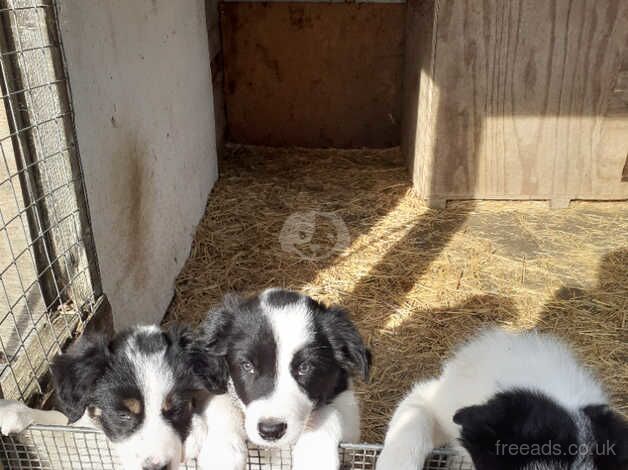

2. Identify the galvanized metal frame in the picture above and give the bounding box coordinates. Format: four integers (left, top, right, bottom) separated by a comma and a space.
1, 425, 474, 470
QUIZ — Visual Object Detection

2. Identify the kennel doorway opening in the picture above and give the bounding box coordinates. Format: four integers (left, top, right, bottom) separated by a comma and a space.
210, 0, 407, 150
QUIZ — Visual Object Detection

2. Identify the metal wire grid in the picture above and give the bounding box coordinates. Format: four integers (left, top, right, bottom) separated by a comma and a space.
0, 0, 100, 405
0, 425, 475, 470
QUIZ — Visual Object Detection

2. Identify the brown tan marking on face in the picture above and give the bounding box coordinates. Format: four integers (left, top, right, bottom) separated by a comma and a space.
122, 398, 142, 415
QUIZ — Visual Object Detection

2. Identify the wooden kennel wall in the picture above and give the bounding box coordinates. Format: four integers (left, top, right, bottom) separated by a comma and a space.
206, 0, 628, 206
402, 0, 628, 208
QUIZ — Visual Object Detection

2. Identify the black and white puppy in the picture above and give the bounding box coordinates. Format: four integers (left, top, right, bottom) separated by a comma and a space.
376, 328, 628, 470
198, 288, 371, 470
0, 325, 228, 470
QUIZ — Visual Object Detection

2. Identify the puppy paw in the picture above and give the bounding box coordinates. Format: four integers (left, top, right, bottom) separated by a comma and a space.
196, 433, 247, 470
0, 400, 35, 435
183, 414, 208, 462
375, 446, 423, 470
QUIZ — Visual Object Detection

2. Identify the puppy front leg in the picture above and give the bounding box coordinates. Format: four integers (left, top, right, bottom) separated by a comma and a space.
292, 390, 360, 470
376, 380, 444, 470
197, 394, 247, 470
0, 400, 68, 435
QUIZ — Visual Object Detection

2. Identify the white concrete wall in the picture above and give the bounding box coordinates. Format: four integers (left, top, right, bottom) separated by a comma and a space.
57, 0, 218, 329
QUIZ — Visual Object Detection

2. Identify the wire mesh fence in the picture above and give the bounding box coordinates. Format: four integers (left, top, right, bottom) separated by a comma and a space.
0, 425, 474, 470
0, 0, 101, 407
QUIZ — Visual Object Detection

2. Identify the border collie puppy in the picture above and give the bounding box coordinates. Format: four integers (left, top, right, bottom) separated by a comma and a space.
197, 288, 371, 470
376, 328, 627, 470
0, 325, 228, 470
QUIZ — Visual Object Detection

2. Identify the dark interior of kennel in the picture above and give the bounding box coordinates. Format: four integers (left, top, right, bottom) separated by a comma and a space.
208, 0, 407, 150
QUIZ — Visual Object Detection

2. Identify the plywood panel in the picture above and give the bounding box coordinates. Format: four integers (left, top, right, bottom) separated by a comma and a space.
408, 0, 628, 201
221, 3, 406, 148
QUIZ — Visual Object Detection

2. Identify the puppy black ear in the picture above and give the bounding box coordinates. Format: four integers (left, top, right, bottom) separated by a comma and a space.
583, 404, 628, 470
200, 293, 239, 355
50, 334, 109, 423
165, 324, 229, 394
319, 306, 371, 381
453, 403, 497, 437
454, 390, 578, 468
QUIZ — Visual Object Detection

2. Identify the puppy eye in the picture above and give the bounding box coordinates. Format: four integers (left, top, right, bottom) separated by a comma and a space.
241, 360, 255, 374
297, 362, 311, 376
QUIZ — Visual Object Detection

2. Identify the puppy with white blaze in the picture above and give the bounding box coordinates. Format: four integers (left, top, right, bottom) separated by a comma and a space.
198, 288, 371, 470
377, 328, 628, 470
0, 325, 228, 470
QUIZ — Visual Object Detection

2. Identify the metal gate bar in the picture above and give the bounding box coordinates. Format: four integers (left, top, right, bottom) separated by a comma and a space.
0, 425, 475, 470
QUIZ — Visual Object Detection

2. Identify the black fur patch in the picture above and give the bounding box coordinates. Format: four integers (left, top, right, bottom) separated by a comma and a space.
50, 333, 110, 423
583, 404, 628, 470
453, 390, 578, 470
203, 295, 278, 405
133, 329, 169, 355
265, 289, 302, 308
311, 303, 371, 382
290, 331, 346, 407
290, 299, 371, 407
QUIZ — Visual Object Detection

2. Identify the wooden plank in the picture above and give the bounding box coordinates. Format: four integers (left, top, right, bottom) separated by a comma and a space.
408, 0, 628, 201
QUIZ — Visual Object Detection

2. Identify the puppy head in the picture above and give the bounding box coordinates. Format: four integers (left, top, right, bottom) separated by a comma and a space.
582, 404, 628, 470
453, 390, 628, 470
51, 325, 227, 470
202, 288, 370, 447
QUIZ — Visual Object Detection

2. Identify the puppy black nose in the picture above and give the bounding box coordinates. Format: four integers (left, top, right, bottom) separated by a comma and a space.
141, 463, 168, 470
258, 419, 287, 441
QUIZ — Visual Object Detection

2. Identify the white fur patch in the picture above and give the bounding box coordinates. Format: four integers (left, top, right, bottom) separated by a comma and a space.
112, 333, 181, 469
244, 291, 315, 447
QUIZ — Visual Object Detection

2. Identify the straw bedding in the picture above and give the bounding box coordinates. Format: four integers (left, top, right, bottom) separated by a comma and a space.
165, 145, 627, 443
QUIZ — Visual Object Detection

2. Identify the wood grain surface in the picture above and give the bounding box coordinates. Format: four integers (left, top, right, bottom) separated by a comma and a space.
406, 0, 628, 202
